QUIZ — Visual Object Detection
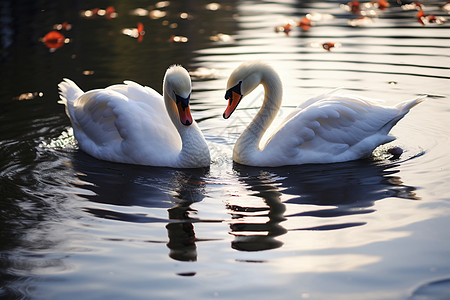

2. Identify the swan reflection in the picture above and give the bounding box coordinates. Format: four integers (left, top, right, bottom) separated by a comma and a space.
69, 149, 421, 263
227, 167, 287, 252
165, 170, 209, 262
228, 159, 420, 252
70, 152, 209, 263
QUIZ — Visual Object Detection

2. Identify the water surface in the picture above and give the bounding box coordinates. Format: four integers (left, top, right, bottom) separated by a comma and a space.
1, 0, 450, 299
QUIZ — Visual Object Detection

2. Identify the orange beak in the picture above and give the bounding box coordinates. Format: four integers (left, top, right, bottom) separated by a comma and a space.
177, 102, 192, 126
223, 91, 242, 119
175, 94, 193, 126
223, 81, 243, 119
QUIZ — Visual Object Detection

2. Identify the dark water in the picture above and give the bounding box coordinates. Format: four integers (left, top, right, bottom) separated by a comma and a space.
1, 0, 450, 299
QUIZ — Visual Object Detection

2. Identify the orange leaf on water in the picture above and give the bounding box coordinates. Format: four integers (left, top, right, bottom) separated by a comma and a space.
298, 17, 312, 31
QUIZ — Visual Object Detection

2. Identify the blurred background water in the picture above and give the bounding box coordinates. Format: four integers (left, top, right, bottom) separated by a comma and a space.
0, 0, 450, 299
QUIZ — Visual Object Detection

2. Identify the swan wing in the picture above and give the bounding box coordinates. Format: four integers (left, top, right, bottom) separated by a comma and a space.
70, 83, 181, 165
277, 88, 346, 126
265, 95, 402, 164
106, 80, 163, 103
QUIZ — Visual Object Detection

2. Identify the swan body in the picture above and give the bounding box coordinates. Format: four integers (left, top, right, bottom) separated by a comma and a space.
223, 61, 425, 167
58, 65, 210, 168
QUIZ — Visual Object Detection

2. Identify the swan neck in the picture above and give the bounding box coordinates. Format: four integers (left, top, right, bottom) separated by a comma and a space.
235, 67, 282, 157
163, 86, 210, 167
163, 86, 181, 129
178, 121, 211, 167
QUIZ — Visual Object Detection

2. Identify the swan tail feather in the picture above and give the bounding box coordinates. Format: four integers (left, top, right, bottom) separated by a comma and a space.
395, 95, 427, 112
58, 78, 84, 118
58, 78, 84, 106
380, 95, 426, 134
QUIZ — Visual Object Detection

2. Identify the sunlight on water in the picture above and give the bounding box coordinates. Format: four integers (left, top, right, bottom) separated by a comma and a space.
271, 254, 381, 273
40, 128, 77, 149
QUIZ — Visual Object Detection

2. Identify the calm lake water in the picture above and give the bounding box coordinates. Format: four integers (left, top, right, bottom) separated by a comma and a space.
1, 0, 450, 299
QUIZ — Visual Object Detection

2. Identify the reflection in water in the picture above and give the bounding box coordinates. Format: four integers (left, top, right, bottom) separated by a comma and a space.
228, 159, 419, 252
280, 160, 420, 231
71, 150, 420, 263
70, 152, 209, 263
228, 167, 287, 252
166, 171, 209, 262
166, 204, 197, 262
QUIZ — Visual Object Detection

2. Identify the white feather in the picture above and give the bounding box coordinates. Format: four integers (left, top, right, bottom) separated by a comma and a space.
58, 66, 210, 168
225, 61, 425, 167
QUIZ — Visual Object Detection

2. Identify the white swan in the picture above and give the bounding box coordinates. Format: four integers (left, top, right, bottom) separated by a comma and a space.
223, 61, 425, 167
58, 65, 210, 168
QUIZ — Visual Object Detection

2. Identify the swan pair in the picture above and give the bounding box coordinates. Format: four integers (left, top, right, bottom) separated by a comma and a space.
59, 61, 424, 168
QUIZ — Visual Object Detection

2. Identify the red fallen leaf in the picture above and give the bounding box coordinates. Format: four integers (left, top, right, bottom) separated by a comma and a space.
322, 42, 335, 51
376, 0, 390, 10
42, 30, 65, 49
413, 2, 423, 9
105, 6, 117, 19
348, 1, 361, 15
274, 23, 293, 35
137, 22, 144, 34
417, 9, 426, 25
281, 23, 293, 35
106, 6, 115, 14
42, 30, 64, 42
417, 9, 426, 18
137, 22, 145, 42
427, 15, 437, 23
53, 21, 72, 31
298, 17, 311, 31
61, 21, 71, 30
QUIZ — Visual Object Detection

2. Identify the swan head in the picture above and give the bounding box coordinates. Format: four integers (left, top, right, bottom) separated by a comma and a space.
223, 61, 265, 119
164, 65, 193, 126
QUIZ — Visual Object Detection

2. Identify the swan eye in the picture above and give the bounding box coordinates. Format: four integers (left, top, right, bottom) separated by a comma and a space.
225, 81, 242, 100
175, 93, 190, 110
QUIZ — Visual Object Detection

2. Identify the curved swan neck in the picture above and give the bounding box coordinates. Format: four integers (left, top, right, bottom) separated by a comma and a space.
234, 65, 283, 160
177, 122, 210, 167
163, 87, 210, 167
163, 86, 182, 130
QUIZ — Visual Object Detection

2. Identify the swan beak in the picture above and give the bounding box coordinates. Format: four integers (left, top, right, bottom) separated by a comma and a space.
223, 81, 243, 119
223, 91, 242, 119
175, 94, 193, 126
